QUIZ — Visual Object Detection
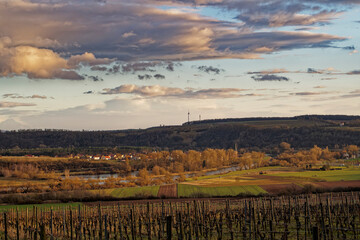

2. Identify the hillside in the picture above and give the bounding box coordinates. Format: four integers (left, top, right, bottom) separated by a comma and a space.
0, 115, 360, 153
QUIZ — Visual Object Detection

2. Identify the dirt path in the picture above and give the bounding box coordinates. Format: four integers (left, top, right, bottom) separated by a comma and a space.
157, 184, 177, 198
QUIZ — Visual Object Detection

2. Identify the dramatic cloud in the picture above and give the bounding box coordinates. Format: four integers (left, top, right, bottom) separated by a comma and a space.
251, 74, 289, 81
0, 102, 36, 108
0, 0, 347, 64
0, 41, 113, 80
167, 0, 357, 28
198, 65, 224, 74
101, 84, 251, 99
236, 11, 341, 28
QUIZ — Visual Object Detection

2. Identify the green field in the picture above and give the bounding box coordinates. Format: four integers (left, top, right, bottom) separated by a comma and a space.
178, 184, 267, 198
0, 202, 81, 211
110, 185, 160, 199
271, 167, 360, 181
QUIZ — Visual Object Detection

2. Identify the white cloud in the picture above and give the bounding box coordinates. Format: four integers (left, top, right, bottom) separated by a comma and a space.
0, 102, 36, 108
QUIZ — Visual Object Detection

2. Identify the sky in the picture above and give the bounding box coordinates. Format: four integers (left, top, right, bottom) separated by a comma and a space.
0, 0, 359, 130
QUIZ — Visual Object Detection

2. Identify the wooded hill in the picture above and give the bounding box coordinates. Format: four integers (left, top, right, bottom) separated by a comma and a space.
1, 115, 360, 153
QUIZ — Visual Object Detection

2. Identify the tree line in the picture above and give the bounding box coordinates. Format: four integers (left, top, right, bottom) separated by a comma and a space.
0, 124, 360, 153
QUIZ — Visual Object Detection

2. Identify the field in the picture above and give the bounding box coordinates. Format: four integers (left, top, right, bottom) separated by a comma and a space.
177, 184, 266, 197
82, 167, 360, 199
1, 192, 360, 239
0, 202, 81, 212
110, 186, 160, 199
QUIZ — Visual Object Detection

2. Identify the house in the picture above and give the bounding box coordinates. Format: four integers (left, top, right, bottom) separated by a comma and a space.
102, 155, 112, 160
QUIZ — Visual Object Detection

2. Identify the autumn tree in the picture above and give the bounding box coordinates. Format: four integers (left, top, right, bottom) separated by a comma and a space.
346, 145, 359, 158
137, 168, 151, 186
279, 142, 291, 152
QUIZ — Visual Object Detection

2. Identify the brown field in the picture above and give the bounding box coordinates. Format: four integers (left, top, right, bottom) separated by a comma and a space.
313, 180, 360, 189
157, 184, 177, 198
260, 183, 303, 194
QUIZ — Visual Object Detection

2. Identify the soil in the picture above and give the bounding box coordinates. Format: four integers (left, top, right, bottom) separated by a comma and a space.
157, 184, 177, 198
314, 180, 360, 189
260, 183, 303, 194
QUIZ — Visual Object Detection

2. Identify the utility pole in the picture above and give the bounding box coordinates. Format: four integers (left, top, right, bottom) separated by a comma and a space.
188, 110, 190, 124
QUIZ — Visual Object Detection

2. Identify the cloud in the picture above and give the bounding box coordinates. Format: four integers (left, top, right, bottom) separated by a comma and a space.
101, 84, 252, 99
247, 69, 289, 74
290, 91, 331, 96
170, 0, 355, 28
236, 11, 341, 28
83, 91, 94, 94
107, 65, 121, 74
138, 74, 153, 80
67, 52, 114, 68
88, 75, 103, 81
321, 77, 337, 80
16, 97, 236, 130
347, 70, 360, 75
154, 74, 166, 79
122, 31, 137, 38
251, 74, 289, 81
166, 62, 175, 71
91, 66, 108, 71
3, 94, 47, 99
306, 67, 337, 74
0, 43, 112, 80
122, 62, 160, 73
343, 46, 355, 50
349, 50, 358, 55
248, 67, 341, 76
0, 0, 347, 64
0, 102, 36, 108
198, 65, 224, 74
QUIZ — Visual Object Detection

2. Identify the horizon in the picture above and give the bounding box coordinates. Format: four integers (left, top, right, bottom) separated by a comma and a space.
1, 0, 359, 130
1, 114, 359, 132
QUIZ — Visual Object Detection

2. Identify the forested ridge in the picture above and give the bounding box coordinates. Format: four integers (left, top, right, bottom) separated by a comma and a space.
1, 115, 360, 152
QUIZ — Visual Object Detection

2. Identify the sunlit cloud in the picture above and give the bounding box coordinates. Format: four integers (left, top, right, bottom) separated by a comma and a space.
0, 39, 114, 80
101, 84, 252, 99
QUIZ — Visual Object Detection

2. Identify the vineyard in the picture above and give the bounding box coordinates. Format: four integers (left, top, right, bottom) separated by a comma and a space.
1, 192, 360, 239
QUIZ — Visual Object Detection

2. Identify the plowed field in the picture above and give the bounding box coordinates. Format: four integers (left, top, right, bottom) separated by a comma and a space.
157, 184, 177, 198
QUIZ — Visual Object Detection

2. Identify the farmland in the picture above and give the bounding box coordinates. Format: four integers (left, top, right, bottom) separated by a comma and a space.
82, 166, 360, 199
110, 186, 160, 199
1, 192, 360, 239
177, 184, 266, 198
